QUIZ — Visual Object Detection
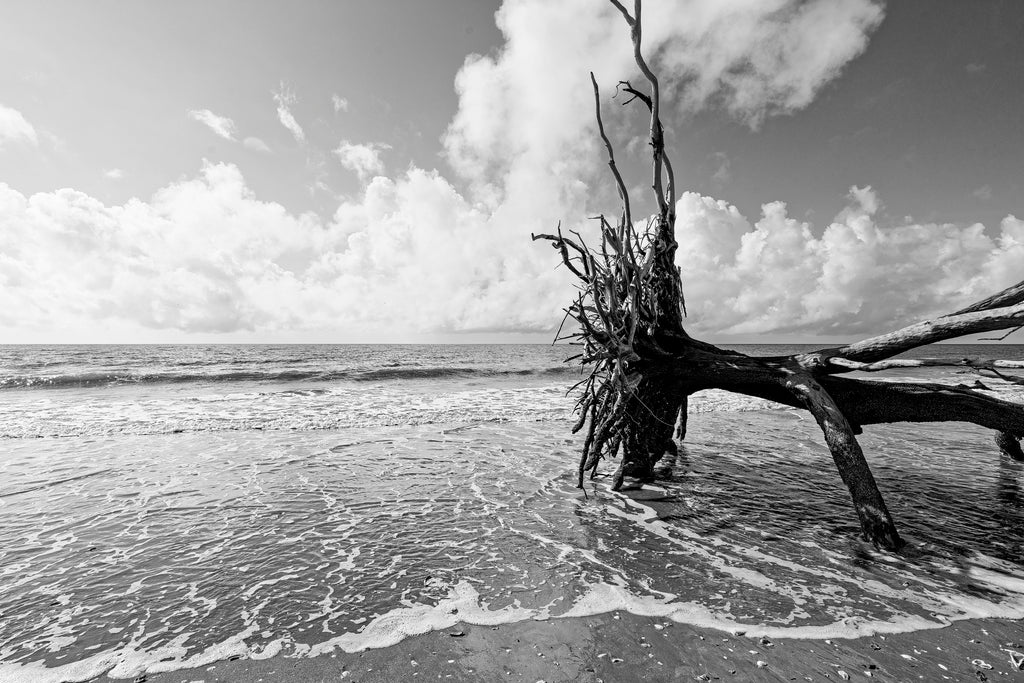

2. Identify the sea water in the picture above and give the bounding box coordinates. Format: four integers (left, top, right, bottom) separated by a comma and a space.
0, 344, 1022, 681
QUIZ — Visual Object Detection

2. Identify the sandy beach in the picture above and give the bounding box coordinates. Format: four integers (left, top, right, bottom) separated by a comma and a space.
143, 613, 1023, 682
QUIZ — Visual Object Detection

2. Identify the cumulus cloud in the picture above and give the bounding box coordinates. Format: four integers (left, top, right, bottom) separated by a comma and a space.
674, 186, 1023, 336
243, 136, 271, 153
103, 168, 124, 180
12, 0, 1006, 343
187, 109, 237, 140
0, 104, 38, 147
332, 94, 349, 113
273, 85, 305, 143
445, 0, 885, 196
334, 141, 390, 181
0, 162, 566, 337
0, 168, 1019, 341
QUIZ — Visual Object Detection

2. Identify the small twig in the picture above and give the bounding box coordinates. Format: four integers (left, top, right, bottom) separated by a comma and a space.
979, 367, 1024, 386
980, 324, 1024, 341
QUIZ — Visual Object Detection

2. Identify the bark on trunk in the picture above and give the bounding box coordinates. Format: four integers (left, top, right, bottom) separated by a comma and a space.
786, 373, 902, 549
618, 376, 681, 485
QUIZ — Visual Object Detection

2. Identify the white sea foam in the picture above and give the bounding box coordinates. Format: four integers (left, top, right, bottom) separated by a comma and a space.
13, 559, 1023, 683
590, 485, 1024, 636
0, 651, 124, 683
3, 402, 1023, 681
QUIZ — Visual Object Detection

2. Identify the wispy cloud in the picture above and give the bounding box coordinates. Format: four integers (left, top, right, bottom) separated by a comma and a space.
187, 109, 237, 140
243, 137, 271, 153
334, 141, 390, 181
972, 185, 992, 201
332, 94, 349, 113
273, 85, 305, 143
0, 103, 38, 147
189, 111, 272, 154
710, 152, 732, 185
966, 62, 986, 74
104, 168, 124, 180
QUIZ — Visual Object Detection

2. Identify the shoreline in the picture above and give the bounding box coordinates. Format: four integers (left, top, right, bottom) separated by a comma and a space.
3, 365, 1021, 683
138, 613, 1024, 683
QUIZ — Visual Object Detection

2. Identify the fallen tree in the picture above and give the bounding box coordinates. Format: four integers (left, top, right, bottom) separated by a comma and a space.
534, 0, 1024, 551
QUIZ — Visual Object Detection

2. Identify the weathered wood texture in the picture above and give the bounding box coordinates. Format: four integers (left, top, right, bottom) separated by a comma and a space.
787, 373, 902, 550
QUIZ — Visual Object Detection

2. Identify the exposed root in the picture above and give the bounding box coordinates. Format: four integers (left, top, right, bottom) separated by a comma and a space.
539, 0, 1024, 551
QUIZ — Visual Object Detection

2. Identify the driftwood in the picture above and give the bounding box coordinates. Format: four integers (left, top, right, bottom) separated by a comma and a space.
535, 0, 1024, 551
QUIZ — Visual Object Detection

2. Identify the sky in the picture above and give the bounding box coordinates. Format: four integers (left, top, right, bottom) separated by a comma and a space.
1, 0, 1022, 344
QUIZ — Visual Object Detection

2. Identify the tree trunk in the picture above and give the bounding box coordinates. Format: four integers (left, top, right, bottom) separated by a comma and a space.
536, 0, 1024, 551
618, 376, 682, 485
787, 372, 902, 549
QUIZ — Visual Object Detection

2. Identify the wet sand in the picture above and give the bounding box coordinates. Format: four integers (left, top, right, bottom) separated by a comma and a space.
144, 614, 1024, 682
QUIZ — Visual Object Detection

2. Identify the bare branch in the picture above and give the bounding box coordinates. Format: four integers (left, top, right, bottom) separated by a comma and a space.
980, 325, 1023, 341
617, 81, 652, 110
822, 376, 1024, 436
610, 0, 668, 219
607, 0, 634, 25
978, 367, 1024, 386
830, 302, 1024, 364
785, 371, 903, 549
828, 357, 1024, 372
950, 278, 1024, 315
590, 73, 632, 234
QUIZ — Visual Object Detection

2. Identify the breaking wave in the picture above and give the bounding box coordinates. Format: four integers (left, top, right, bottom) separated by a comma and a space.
0, 365, 577, 390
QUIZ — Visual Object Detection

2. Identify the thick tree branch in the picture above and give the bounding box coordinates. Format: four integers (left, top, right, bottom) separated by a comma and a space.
828, 357, 1024, 372
807, 279, 1024, 368
611, 0, 669, 219
616, 80, 676, 214
825, 302, 1024, 364
784, 371, 903, 550
951, 278, 1024, 315
820, 376, 1024, 436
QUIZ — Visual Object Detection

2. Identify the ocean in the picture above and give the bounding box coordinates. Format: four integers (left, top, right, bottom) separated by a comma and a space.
1, 344, 1023, 681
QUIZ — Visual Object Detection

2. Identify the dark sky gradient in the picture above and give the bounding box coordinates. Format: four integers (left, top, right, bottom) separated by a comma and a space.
3, 1, 1020, 228
664, 0, 1024, 231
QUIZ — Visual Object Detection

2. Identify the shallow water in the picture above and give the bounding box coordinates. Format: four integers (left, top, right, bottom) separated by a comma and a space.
0, 345, 1022, 681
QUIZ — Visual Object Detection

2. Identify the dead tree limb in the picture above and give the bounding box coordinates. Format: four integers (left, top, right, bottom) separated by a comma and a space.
785, 371, 902, 549
828, 357, 1024, 372
538, 0, 1024, 551
822, 304, 1024, 364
